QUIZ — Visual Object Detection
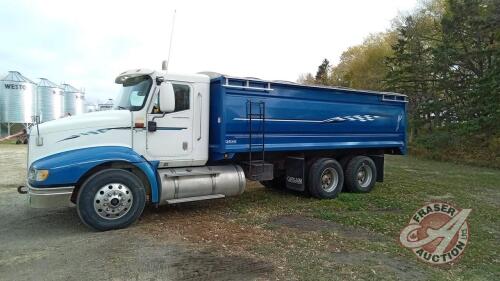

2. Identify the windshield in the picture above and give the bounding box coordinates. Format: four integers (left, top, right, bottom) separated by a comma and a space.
114, 75, 152, 111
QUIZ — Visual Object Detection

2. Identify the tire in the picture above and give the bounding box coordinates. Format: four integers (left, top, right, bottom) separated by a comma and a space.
77, 169, 146, 231
344, 156, 377, 193
307, 158, 344, 199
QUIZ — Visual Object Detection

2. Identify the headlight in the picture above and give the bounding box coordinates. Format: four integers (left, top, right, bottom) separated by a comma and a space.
28, 167, 35, 181
28, 168, 49, 182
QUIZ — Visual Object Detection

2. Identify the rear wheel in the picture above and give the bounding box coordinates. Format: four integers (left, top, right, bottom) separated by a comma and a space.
308, 158, 343, 199
77, 169, 146, 231
344, 156, 377, 193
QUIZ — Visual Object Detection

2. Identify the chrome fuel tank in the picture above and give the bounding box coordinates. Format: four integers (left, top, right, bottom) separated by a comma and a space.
158, 164, 245, 205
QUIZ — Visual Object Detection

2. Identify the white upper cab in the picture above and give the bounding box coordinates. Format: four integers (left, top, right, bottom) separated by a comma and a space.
116, 69, 211, 167
29, 69, 211, 168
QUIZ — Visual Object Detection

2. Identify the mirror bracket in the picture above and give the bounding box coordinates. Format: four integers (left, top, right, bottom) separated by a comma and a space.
155, 76, 164, 86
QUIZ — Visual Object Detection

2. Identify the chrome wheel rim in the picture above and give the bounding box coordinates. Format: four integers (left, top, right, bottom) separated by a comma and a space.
357, 163, 373, 188
94, 183, 133, 220
320, 167, 339, 192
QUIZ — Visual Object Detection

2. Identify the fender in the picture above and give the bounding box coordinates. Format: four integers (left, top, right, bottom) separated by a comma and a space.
29, 146, 160, 203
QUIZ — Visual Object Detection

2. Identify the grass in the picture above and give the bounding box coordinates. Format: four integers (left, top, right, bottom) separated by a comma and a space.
222, 155, 500, 280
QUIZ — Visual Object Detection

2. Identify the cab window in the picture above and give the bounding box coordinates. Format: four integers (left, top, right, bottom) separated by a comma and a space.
151, 83, 190, 113
173, 84, 190, 112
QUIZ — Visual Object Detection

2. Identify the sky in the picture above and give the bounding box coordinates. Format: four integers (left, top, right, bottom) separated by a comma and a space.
0, 0, 418, 104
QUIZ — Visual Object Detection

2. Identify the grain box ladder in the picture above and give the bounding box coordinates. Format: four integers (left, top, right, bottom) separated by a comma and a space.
242, 99, 273, 181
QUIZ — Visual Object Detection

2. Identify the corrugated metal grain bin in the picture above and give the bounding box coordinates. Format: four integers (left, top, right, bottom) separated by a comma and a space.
37, 78, 63, 122
0, 71, 36, 123
62, 83, 85, 116
0, 72, 5, 122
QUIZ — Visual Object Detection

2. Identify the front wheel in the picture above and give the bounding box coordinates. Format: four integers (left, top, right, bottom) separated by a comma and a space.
77, 169, 146, 231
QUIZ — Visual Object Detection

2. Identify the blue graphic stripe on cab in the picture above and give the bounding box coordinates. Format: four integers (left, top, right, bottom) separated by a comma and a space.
156, 127, 187, 130
29, 146, 160, 203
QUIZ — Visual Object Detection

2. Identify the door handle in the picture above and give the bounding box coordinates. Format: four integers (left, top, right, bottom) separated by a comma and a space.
147, 121, 157, 132
197, 93, 202, 141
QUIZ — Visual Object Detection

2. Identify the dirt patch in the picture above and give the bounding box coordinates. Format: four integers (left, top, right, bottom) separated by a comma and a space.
137, 203, 281, 279
171, 249, 274, 281
0, 145, 27, 186
331, 250, 429, 281
270, 215, 388, 242
140, 202, 276, 251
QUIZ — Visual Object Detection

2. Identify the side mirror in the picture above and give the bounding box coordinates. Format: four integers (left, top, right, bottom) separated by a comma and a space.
159, 82, 175, 113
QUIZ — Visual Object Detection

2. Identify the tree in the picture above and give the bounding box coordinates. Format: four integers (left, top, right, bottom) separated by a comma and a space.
434, 0, 500, 133
331, 32, 396, 91
315, 59, 330, 85
297, 73, 316, 85
385, 1, 445, 139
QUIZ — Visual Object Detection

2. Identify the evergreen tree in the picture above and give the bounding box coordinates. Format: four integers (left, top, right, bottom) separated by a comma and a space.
315, 59, 331, 85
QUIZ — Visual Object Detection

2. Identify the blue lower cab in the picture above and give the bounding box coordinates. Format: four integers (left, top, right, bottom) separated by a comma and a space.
29, 146, 160, 203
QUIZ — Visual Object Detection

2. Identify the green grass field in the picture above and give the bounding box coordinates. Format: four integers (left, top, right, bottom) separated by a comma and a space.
220, 155, 500, 280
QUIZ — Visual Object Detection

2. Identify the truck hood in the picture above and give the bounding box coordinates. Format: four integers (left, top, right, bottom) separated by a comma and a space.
35, 110, 132, 135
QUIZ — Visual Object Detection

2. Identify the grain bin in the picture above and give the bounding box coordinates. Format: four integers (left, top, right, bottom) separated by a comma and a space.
77, 92, 86, 114
37, 78, 63, 122
0, 71, 36, 123
62, 83, 85, 116
0, 72, 6, 122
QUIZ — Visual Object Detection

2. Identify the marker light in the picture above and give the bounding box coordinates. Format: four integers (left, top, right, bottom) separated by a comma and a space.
29, 168, 50, 182
36, 170, 49, 181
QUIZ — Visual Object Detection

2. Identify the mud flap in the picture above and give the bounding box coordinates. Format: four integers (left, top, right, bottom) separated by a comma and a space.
286, 157, 305, 191
370, 155, 384, 182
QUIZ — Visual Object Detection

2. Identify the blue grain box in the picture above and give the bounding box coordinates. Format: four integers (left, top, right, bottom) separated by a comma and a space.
208, 75, 407, 161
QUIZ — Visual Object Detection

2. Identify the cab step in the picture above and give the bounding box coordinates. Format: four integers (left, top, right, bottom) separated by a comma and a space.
165, 194, 225, 204
241, 160, 273, 181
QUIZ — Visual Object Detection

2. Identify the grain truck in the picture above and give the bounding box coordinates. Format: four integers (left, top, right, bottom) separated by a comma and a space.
21, 68, 407, 231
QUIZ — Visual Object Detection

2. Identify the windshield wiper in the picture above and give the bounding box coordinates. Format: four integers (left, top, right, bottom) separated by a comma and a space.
117, 106, 127, 110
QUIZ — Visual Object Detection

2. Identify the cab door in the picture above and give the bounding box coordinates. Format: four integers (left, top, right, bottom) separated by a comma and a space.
145, 82, 193, 160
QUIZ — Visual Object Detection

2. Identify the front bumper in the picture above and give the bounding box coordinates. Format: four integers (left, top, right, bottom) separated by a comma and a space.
27, 184, 74, 208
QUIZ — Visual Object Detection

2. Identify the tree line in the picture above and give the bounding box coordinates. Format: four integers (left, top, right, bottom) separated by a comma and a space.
299, 0, 499, 167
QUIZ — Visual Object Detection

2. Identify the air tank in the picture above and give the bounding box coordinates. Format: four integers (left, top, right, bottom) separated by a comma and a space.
37, 78, 63, 122
62, 83, 85, 116
0, 71, 36, 123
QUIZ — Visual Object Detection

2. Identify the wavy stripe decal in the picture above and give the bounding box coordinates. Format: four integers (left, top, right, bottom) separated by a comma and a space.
233, 115, 381, 123
57, 127, 130, 142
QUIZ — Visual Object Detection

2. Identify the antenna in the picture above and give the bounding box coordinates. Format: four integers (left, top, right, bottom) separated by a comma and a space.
163, 9, 177, 72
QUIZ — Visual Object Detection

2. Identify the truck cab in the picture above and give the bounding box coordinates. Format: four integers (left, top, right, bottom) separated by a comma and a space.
115, 69, 210, 167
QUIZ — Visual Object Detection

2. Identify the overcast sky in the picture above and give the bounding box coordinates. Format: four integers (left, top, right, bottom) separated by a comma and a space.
0, 0, 417, 104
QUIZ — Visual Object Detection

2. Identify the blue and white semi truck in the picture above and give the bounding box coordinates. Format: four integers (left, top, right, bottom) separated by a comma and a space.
22, 68, 407, 231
